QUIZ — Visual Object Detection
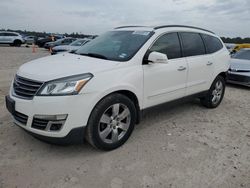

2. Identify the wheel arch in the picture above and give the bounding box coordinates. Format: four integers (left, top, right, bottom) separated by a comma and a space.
218, 71, 228, 81
113, 90, 141, 124
88, 89, 141, 125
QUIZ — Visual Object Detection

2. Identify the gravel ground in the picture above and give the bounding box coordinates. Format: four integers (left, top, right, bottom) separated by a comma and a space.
0, 46, 249, 188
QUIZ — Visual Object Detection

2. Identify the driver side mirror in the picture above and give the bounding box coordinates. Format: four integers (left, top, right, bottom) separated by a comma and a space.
146, 51, 168, 64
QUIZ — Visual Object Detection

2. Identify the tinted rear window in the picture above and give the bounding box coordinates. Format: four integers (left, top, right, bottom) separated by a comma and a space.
6, 33, 18, 36
202, 34, 223, 54
180, 32, 206, 57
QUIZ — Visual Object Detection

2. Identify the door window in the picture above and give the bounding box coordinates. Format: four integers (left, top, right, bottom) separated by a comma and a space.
150, 32, 182, 59
180, 32, 206, 57
5, 33, 18, 36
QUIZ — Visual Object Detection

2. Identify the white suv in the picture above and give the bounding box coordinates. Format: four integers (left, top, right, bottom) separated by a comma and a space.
0, 31, 25, 47
6, 25, 230, 150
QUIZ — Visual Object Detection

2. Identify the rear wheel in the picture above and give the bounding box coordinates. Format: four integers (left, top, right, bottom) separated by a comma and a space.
200, 75, 225, 108
86, 93, 136, 150
13, 40, 22, 47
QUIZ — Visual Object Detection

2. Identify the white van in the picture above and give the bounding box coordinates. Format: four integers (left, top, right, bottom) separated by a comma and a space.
6, 25, 230, 150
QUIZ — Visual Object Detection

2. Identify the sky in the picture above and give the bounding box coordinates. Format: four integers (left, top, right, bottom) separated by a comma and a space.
0, 0, 250, 37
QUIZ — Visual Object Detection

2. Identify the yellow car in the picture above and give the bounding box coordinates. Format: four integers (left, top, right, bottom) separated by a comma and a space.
232, 44, 250, 53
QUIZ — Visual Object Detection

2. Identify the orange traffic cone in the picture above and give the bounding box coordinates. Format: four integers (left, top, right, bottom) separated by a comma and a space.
32, 43, 36, 53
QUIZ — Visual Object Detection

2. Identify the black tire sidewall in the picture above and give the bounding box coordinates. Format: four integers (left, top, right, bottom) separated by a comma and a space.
88, 94, 136, 150
14, 40, 21, 47
207, 76, 226, 108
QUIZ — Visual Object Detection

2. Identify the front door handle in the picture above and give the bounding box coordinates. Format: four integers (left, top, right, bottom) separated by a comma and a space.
207, 61, 213, 66
178, 66, 187, 71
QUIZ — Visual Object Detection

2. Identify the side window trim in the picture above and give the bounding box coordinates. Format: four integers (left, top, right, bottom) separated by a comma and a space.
177, 32, 184, 58
199, 33, 208, 55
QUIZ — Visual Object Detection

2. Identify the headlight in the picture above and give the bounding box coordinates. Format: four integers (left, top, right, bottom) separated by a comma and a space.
37, 73, 93, 96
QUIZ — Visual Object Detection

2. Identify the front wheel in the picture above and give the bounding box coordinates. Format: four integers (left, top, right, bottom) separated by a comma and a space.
86, 94, 136, 150
200, 75, 226, 108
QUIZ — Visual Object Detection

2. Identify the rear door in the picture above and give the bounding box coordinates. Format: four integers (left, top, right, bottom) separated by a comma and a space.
180, 32, 214, 95
143, 32, 188, 108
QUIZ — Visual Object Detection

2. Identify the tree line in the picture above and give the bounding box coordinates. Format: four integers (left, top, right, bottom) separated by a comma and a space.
1, 28, 250, 44
0, 29, 96, 39
221, 37, 250, 44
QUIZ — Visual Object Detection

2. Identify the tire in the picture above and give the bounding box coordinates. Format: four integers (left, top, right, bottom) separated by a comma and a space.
200, 75, 226, 108
13, 40, 22, 47
86, 93, 136, 150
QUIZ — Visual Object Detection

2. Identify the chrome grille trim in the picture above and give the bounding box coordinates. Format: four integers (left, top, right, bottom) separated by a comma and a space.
13, 75, 43, 99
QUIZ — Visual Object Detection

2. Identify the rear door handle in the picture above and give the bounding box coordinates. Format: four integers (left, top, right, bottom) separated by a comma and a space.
178, 66, 187, 71
207, 61, 213, 66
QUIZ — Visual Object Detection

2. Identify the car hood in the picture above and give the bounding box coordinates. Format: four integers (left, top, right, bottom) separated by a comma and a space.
17, 53, 121, 82
45, 41, 54, 45
230, 58, 250, 72
53, 45, 70, 51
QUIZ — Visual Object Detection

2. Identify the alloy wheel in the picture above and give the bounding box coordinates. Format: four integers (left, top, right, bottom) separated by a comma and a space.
211, 80, 223, 105
98, 103, 131, 144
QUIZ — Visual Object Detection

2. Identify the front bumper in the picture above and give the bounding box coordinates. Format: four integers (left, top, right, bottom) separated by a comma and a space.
6, 91, 96, 141
227, 72, 250, 87
21, 126, 85, 144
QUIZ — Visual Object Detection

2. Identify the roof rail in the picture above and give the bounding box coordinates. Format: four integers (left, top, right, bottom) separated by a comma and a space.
154, 25, 215, 34
115, 26, 147, 29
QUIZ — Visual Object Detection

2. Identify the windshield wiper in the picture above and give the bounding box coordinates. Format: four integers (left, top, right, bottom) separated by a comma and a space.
79, 53, 108, 60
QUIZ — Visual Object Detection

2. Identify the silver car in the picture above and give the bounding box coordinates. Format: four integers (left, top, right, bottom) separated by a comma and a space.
228, 48, 250, 87
0, 31, 25, 46
51, 38, 91, 55
24, 36, 35, 45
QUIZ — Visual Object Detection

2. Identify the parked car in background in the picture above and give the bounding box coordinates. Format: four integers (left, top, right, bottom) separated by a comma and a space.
5, 25, 230, 150
24, 36, 35, 45
36, 35, 64, 48
51, 38, 91, 55
228, 48, 250, 87
44, 37, 76, 49
0, 31, 25, 47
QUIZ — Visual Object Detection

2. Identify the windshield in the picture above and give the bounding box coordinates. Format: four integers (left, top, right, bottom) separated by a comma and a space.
232, 50, 250, 61
54, 38, 64, 44
75, 30, 154, 61
70, 39, 88, 46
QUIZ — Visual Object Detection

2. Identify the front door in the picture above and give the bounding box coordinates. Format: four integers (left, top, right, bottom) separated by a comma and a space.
143, 32, 188, 108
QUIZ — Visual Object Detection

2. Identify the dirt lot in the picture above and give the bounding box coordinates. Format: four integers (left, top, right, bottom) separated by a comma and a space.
0, 46, 249, 188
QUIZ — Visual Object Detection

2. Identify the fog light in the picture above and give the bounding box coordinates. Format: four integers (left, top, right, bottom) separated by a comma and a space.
32, 114, 68, 132
50, 123, 63, 131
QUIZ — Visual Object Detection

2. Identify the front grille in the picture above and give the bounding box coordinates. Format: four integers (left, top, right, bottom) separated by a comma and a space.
13, 75, 43, 99
32, 118, 49, 130
228, 74, 250, 83
13, 111, 28, 125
